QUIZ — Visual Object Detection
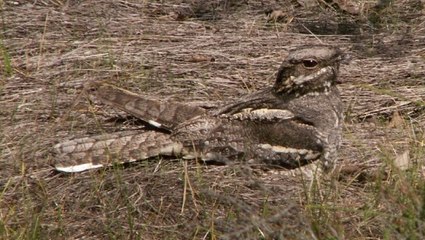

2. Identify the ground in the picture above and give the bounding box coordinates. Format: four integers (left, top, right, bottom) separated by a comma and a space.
1, 0, 425, 239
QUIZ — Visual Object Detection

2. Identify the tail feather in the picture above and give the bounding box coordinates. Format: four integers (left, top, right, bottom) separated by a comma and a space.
87, 82, 206, 130
54, 131, 183, 172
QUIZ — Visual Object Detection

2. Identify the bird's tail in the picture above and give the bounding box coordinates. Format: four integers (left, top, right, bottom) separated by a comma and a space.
54, 131, 184, 173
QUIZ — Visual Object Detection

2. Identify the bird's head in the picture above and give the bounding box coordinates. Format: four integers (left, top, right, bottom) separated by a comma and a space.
273, 45, 344, 97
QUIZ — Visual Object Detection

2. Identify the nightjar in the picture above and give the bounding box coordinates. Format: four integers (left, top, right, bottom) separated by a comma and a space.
54, 45, 344, 173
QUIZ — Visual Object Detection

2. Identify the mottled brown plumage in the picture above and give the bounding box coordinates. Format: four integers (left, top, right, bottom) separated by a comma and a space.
54, 45, 344, 172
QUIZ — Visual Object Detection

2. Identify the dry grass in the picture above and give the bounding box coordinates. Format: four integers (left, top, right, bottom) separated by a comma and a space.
1, 0, 425, 239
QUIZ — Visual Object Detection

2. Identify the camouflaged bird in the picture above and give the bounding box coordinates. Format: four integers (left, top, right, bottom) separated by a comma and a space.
54, 45, 344, 173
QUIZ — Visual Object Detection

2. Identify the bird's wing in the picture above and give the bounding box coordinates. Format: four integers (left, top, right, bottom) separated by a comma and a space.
197, 110, 324, 168
175, 93, 324, 168
213, 87, 278, 115
54, 131, 184, 173
86, 81, 206, 130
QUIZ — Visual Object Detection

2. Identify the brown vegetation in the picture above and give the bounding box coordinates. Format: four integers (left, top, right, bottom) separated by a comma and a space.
1, 0, 425, 239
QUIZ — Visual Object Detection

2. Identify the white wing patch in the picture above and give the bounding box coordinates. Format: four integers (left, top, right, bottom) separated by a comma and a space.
229, 108, 294, 121
259, 144, 320, 160
148, 120, 162, 128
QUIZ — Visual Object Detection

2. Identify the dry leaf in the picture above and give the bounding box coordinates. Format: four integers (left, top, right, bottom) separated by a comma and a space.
267, 10, 286, 22
388, 111, 405, 129
394, 150, 410, 170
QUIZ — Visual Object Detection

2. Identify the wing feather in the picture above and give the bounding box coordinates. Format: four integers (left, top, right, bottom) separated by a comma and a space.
87, 81, 206, 130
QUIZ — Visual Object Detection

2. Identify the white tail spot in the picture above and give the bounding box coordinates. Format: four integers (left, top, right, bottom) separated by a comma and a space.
55, 163, 104, 173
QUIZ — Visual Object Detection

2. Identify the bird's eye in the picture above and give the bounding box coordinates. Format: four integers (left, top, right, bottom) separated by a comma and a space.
302, 59, 318, 69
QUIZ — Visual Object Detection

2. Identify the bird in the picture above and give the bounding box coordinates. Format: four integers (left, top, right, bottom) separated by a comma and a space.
54, 45, 345, 173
